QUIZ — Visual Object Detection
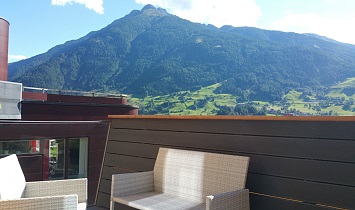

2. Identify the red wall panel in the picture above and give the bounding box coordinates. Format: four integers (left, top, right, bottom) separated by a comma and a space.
0, 17, 9, 81
21, 101, 138, 121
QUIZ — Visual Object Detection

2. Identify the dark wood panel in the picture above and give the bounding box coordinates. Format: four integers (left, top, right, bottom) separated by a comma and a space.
104, 141, 355, 186
248, 154, 355, 187
250, 194, 332, 210
88, 166, 102, 185
21, 102, 137, 121
0, 122, 108, 140
111, 118, 355, 140
99, 179, 112, 194
89, 150, 105, 167
88, 181, 99, 205
96, 193, 109, 209
89, 142, 106, 152
24, 173, 43, 181
89, 138, 107, 152
18, 155, 43, 174
247, 173, 355, 210
109, 129, 355, 163
106, 141, 160, 158
101, 166, 138, 180
88, 166, 101, 204
103, 153, 155, 172
18, 155, 43, 181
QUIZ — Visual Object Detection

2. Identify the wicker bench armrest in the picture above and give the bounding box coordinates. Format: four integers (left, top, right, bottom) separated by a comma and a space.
0, 194, 78, 210
23, 178, 87, 203
111, 171, 154, 198
206, 189, 250, 210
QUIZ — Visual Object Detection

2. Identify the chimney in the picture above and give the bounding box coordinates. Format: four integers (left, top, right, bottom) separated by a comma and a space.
0, 17, 9, 81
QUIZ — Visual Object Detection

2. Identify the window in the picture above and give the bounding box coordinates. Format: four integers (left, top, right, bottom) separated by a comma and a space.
0, 140, 40, 155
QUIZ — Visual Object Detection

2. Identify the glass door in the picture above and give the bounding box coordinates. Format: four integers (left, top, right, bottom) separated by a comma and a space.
68, 137, 88, 179
48, 139, 65, 180
47, 137, 88, 180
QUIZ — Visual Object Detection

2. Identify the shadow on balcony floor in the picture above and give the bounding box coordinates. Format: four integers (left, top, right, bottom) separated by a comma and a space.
88, 206, 107, 210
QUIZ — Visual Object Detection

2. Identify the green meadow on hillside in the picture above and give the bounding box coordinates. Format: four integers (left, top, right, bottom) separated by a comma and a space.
129, 78, 355, 116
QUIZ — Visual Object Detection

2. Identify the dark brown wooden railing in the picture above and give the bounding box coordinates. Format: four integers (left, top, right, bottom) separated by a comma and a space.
97, 116, 355, 210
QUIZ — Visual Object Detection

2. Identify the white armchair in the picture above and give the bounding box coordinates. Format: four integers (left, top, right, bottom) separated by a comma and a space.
0, 154, 87, 210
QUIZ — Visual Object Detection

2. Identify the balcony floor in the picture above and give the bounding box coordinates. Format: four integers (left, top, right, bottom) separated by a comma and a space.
88, 206, 107, 210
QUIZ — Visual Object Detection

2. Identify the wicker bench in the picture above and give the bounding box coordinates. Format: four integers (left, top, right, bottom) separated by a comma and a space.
110, 147, 250, 210
0, 154, 87, 210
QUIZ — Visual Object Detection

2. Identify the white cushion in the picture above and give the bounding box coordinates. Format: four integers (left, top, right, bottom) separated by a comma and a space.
77, 202, 87, 210
0, 154, 26, 200
113, 192, 205, 210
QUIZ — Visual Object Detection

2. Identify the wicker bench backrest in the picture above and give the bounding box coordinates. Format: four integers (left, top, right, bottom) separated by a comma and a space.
153, 148, 249, 203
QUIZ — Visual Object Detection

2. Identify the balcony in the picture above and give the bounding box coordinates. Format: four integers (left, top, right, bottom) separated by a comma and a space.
95, 115, 355, 210
1, 116, 354, 209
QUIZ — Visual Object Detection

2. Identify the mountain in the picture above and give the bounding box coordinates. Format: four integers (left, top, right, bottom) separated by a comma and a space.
8, 5, 355, 101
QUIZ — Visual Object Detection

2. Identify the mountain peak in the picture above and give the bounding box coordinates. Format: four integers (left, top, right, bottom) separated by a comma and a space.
141, 4, 169, 17
142, 4, 156, 11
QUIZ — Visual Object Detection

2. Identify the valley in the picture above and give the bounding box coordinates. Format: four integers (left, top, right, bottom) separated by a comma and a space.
129, 78, 355, 116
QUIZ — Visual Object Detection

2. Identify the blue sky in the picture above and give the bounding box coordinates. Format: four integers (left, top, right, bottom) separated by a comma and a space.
1, 0, 355, 63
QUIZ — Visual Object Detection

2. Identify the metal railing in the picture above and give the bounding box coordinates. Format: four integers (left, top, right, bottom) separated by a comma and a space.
23, 86, 127, 98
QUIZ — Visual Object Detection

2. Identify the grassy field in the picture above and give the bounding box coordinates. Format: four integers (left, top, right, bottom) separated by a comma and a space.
332, 77, 355, 89
128, 80, 355, 116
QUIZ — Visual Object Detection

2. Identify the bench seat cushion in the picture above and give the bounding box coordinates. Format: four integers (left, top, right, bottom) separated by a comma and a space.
0, 155, 26, 200
113, 192, 205, 210
77, 202, 87, 210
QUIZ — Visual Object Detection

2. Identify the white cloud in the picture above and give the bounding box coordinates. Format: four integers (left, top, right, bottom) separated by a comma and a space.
135, 0, 355, 45
51, 0, 104, 14
269, 12, 355, 45
8, 55, 27, 62
135, 0, 262, 28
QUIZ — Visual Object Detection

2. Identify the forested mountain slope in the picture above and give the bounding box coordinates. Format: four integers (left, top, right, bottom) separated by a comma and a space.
9, 5, 355, 102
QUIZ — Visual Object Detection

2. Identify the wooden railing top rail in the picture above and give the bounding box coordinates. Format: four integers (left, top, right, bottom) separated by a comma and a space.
108, 115, 355, 122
